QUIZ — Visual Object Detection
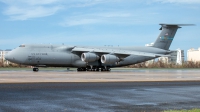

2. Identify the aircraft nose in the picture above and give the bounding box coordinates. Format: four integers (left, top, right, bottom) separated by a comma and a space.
5, 52, 12, 61
5, 49, 25, 64
5, 51, 17, 63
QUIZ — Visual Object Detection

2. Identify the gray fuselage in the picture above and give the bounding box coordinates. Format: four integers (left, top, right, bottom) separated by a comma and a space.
5, 44, 168, 68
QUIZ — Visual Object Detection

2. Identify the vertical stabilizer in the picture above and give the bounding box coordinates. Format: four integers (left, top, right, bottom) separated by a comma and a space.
152, 24, 194, 50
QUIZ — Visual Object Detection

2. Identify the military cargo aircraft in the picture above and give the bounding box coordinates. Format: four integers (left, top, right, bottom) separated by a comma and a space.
5, 24, 193, 72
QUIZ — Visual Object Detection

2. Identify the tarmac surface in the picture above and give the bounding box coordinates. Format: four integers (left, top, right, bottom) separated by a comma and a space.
1, 68, 200, 83
0, 68, 200, 111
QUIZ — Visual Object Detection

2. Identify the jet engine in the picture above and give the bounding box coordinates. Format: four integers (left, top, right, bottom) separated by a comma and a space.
81, 53, 99, 62
101, 54, 120, 64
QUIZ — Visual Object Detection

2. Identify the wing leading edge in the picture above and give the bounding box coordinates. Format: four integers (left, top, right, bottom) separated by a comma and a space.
72, 47, 168, 58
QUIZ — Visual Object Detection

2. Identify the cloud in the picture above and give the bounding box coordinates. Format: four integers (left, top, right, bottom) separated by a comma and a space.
0, 0, 116, 21
59, 11, 159, 27
1, 0, 199, 23
0, 0, 60, 6
61, 19, 101, 26
154, 0, 200, 4
0, 0, 64, 20
59, 12, 133, 26
68, 0, 119, 8
4, 6, 62, 20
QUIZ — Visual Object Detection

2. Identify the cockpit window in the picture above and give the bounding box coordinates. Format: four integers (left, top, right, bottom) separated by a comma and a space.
19, 45, 25, 47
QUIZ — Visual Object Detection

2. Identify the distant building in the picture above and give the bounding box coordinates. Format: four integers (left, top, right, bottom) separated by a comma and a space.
145, 49, 184, 66
0, 49, 3, 62
158, 49, 184, 64
187, 48, 200, 62
0, 49, 12, 65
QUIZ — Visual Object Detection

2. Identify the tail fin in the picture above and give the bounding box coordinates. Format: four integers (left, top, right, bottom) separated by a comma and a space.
152, 24, 194, 50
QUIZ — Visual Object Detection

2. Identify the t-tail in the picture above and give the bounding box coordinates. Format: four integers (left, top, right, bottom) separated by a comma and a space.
152, 24, 194, 50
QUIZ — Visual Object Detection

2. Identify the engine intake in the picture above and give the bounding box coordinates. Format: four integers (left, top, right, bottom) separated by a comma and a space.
81, 53, 99, 62
101, 54, 120, 64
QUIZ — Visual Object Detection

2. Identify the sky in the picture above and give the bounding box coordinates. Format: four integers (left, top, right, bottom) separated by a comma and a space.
0, 0, 200, 54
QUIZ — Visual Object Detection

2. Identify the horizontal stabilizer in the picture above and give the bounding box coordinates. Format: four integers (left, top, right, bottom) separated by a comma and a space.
159, 23, 195, 26
159, 24, 195, 30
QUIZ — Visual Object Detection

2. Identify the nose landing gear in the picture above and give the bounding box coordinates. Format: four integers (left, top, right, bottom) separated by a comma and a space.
33, 68, 39, 72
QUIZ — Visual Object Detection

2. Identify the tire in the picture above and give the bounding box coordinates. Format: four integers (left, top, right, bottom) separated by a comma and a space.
33, 68, 39, 72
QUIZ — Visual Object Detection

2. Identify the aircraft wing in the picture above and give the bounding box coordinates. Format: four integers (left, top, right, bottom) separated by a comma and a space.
72, 47, 168, 58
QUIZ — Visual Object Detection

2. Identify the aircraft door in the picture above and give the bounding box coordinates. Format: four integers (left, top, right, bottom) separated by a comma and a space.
35, 56, 41, 65
28, 55, 37, 64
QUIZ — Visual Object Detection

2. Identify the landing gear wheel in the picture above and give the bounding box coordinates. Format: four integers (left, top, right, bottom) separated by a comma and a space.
107, 68, 111, 71
95, 68, 99, 71
100, 68, 105, 71
100, 68, 111, 72
77, 68, 87, 71
82, 68, 86, 71
33, 68, 39, 72
77, 68, 81, 71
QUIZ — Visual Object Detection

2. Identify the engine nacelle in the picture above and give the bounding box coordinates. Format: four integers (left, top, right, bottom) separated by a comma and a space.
101, 54, 120, 64
81, 53, 99, 62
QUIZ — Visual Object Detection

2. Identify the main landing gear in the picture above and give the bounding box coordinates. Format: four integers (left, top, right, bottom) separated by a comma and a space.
77, 68, 87, 71
101, 68, 111, 71
33, 67, 39, 72
77, 67, 111, 72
